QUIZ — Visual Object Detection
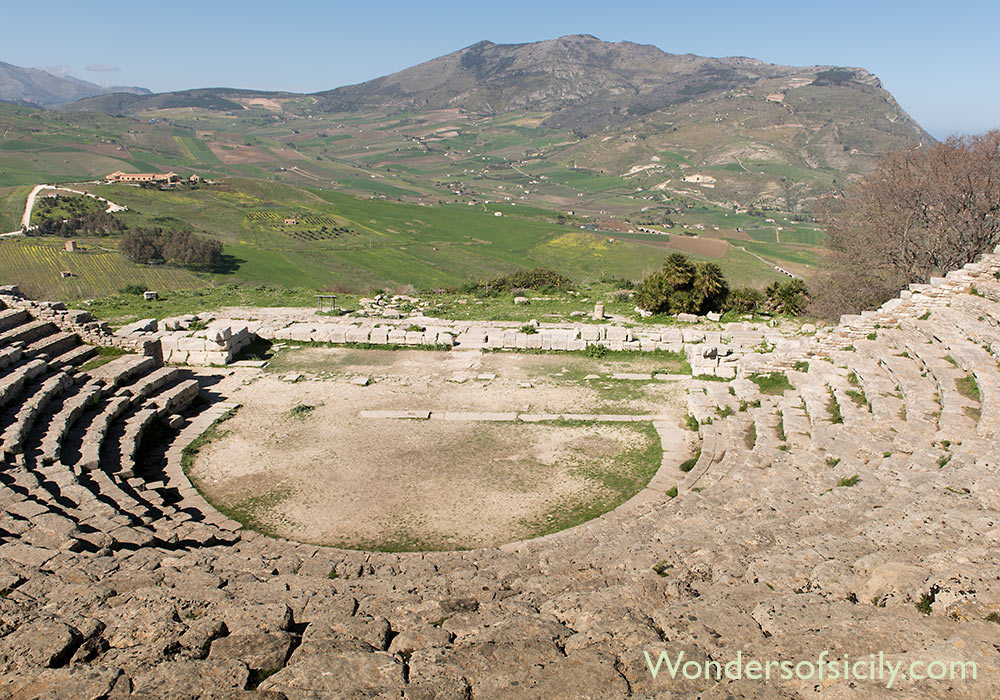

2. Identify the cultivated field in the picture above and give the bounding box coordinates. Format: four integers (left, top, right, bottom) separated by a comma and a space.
0, 237, 201, 299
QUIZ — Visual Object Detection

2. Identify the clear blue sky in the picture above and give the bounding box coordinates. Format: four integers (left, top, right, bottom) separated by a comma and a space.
2, 0, 996, 138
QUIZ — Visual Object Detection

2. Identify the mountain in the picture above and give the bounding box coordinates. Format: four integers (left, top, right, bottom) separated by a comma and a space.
312, 34, 927, 135
64, 87, 293, 115
0, 60, 149, 107
0, 36, 932, 213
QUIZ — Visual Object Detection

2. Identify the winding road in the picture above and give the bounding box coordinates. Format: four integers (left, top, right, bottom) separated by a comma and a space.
1, 183, 126, 237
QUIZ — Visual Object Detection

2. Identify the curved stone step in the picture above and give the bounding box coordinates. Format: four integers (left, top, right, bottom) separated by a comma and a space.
76, 396, 133, 472
48, 343, 96, 369
118, 408, 159, 477
1, 371, 73, 458
24, 331, 77, 362
85, 354, 157, 389
38, 381, 103, 465
0, 319, 56, 348
0, 308, 29, 333
0, 344, 23, 373
0, 359, 46, 411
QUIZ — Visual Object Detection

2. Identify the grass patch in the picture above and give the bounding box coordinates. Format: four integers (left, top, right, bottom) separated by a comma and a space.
79, 344, 128, 371
836, 474, 860, 487
748, 371, 793, 395
826, 388, 844, 424
678, 448, 702, 472
956, 374, 980, 402
793, 360, 809, 373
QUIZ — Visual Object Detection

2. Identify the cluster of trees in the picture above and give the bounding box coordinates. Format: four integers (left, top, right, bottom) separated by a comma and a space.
635, 253, 809, 316
32, 197, 125, 237
816, 130, 1000, 317
120, 228, 222, 271
635, 254, 728, 314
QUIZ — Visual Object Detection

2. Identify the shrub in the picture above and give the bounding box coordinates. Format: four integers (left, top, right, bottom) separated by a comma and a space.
837, 474, 860, 487
119, 284, 148, 295
473, 268, 572, 294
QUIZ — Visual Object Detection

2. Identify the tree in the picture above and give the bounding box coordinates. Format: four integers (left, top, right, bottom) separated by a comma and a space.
636, 254, 731, 315
120, 229, 163, 265
692, 262, 728, 310
764, 279, 809, 315
816, 130, 1000, 316
660, 253, 695, 288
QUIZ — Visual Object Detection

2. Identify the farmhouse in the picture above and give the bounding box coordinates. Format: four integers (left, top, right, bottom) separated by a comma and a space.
105, 171, 180, 184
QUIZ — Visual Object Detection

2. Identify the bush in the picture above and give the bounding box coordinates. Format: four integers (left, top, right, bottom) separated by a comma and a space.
635, 253, 728, 315
723, 287, 764, 314
119, 284, 148, 295
471, 268, 573, 294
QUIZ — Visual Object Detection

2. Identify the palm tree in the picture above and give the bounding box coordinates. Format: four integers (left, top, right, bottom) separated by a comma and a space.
660, 253, 695, 288
692, 262, 728, 310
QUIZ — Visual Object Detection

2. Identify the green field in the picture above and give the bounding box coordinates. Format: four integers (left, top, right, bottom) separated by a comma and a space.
0, 89, 848, 302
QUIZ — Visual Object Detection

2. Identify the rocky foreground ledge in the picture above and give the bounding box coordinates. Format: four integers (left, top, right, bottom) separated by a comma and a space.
1, 250, 1000, 698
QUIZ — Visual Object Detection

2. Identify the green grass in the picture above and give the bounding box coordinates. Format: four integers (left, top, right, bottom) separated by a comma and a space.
679, 448, 702, 472
836, 474, 860, 488
79, 345, 128, 371
520, 422, 663, 538
956, 374, 980, 402
827, 389, 844, 424
747, 371, 794, 395
73, 284, 326, 326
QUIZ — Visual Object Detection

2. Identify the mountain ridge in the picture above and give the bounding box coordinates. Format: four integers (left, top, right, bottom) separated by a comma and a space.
0, 60, 149, 107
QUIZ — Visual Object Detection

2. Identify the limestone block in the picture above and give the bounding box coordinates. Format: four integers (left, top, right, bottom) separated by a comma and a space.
327, 328, 347, 344
662, 328, 683, 344
580, 326, 600, 342
526, 334, 542, 349
567, 338, 585, 351
345, 328, 372, 343
715, 365, 737, 379
385, 329, 405, 344
606, 326, 631, 342
404, 331, 423, 345
437, 333, 454, 347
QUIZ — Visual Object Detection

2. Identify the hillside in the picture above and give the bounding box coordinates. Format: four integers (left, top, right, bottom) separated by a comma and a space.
0, 60, 148, 107
0, 36, 936, 297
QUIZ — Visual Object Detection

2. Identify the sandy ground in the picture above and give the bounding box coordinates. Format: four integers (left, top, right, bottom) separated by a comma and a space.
190, 347, 686, 549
